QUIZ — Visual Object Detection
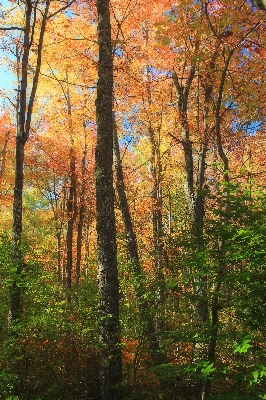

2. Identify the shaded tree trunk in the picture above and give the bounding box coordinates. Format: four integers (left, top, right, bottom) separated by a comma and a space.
172, 63, 209, 324
148, 124, 166, 337
54, 181, 65, 283
64, 82, 77, 303
96, 0, 122, 398
142, 24, 166, 338
76, 127, 87, 287
194, 51, 217, 325
11, 0, 50, 323
113, 120, 164, 365
66, 150, 77, 303
203, 49, 233, 399
172, 67, 196, 228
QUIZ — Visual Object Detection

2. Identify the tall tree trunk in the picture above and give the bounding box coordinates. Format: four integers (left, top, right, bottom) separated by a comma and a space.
76, 127, 87, 288
193, 52, 217, 325
75, 199, 84, 287
148, 124, 166, 337
53, 175, 64, 282
172, 64, 210, 324
11, 0, 50, 323
142, 24, 166, 338
172, 68, 196, 228
113, 121, 164, 365
96, 0, 122, 398
64, 82, 77, 303
66, 150, 77, 303
203, 49, 234, 399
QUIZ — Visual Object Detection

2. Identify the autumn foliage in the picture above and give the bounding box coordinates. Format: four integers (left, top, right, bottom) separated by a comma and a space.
0, 0, 266, 399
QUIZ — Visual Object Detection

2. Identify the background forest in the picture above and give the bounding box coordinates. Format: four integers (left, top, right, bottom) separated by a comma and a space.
0, 0, 266, 399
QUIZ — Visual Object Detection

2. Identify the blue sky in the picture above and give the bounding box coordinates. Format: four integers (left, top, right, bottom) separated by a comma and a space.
0, 59, 15, 108
0, 0, 15, 107
0, 68, 13, 90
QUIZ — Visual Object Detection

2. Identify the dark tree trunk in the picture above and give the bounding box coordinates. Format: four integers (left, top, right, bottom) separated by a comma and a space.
172, 65, 209, 325
75, 186, 85, 288
11, 136, 25, 322
96, 0, 122, 399
203, 50, 233, 399
11, 0, 50, 323
76, 132, 87, 287
142, 26, 166, 342
148, 124, 166, 340
11, 0, 32, 325
64, 82, 77, 303
172, 68, 196, 228
113, 121, 164, 365
66, 151, 77, 303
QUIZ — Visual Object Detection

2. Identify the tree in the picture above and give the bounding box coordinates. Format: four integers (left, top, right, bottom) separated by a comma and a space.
9, 0, 51, 323
0, 0, 265, 398
113, 118, 164, 365
0, 0, 77, 323
96, 0, 122, 398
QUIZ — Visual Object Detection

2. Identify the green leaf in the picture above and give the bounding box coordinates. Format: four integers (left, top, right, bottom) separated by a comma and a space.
5, 397, 19, 400
251, 370, 259, 383
201, 362, 215, 377
234, 336, 252, 354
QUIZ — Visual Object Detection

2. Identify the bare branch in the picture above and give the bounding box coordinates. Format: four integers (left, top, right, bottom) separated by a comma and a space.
47, 0, 76, 19
168, 131, 182, 144
26, 0, 50, 135
40, 71, 96, 89
0, 26, 25, 31
204, 0, 264, 51
0, 91, 17, 109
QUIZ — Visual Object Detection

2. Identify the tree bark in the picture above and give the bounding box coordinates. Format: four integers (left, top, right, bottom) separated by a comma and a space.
172, 64, 209, 324
11, 0, 50, 323
66, 150, 77, 302
172, 67, 196, 228
96, 0, 122, 398
148, 124, 167, 339
76, 131, 87, 288
64, 82, 77, 303
142, 24, 166, 339
113, 121, 164, 365
203, 49, 233, 400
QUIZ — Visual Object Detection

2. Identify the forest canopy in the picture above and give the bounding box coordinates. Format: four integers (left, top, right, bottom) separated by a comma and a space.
0, 0, 265, 399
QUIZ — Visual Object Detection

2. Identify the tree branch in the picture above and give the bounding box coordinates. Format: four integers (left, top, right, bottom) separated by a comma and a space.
0, 26, 25, 31
47, 0, 76, 19
26, 0, 50, 135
